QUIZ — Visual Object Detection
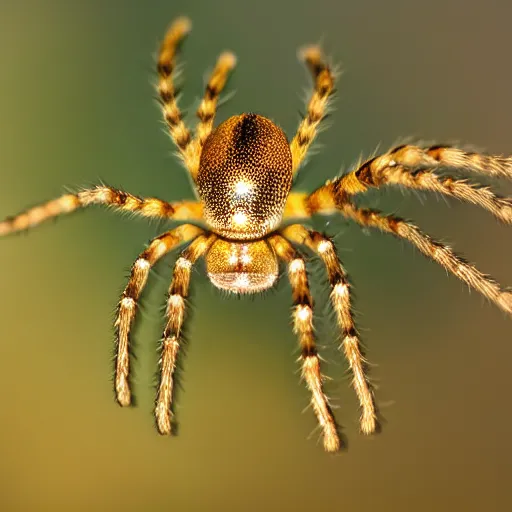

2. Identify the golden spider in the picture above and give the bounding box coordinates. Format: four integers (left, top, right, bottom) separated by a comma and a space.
2, 17, 512, 453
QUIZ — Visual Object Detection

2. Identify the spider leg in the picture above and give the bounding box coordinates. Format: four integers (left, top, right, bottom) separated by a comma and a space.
115, 224, 204, 406
0, 185, 204, 236
333, 145, 512, 224
269, 233, 341, 452
282, 224, 379, 435
290, 46, 335, 176
293, 184, 511, 314
157, 17, 197, 173
155, 232, 216, 435
283, 191, 511, 313
338, 201, 512, 314
284, 191, 310, 220
361, 144, 512, 180
194, 51, 237, 152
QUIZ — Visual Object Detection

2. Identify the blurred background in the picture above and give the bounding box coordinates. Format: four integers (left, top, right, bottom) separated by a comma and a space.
1, 0, 511, 510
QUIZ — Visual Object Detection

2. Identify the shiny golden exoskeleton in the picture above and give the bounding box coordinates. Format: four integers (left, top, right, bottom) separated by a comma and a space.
198, 113, 293, 240
2, 17, 511, 453
206, 238, 278, 293
198, 113, 292, 294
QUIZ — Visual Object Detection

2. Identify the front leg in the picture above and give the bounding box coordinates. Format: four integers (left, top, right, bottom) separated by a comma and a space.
0, 185, 204, 236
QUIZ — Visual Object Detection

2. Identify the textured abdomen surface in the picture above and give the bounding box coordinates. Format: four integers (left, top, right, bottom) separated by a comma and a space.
206, 239, 278, 293
197, 114, 293, 239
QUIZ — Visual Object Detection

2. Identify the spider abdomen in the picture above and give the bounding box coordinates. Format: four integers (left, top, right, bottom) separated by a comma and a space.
197, 113, 293, 239
205, 239, 278, 293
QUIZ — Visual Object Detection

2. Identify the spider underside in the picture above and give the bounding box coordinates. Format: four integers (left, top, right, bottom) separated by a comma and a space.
2, 17, 512, 452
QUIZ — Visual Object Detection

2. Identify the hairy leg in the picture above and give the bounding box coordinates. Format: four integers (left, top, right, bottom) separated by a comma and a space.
269, 233, 340, 452
157, 17, 197, 173
335, 200, 512, 315
0, 185, 203, 236
282, 224, 379, 434
115, 224, 204, 406
289, 46, 335, 175
355, 144, 512, 180
333, 145, 512, 224
194, 51, 237, 151
284, 190, 511, 314
155, 233, 216, 434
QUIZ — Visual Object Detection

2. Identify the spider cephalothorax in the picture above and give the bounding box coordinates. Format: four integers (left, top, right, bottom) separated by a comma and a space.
197, 113, 293, 239
1, 16, 511, 452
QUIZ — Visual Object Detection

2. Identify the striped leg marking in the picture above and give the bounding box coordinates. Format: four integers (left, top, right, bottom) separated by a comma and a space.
115, 224, 204, 406
269, 234, 340, 452
157, 17, 197, 173
283, 225, 379, 435
195, 51, 237, 149
336, 201, 512, 315
290, 45, 335, 175
334, 145, 512, 224
0, 185, 203, 236
155, 233, 216, 434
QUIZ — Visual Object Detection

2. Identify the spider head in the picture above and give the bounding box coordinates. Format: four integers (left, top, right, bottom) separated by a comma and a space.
197, 113, 293, 240
205, 239, 278, 293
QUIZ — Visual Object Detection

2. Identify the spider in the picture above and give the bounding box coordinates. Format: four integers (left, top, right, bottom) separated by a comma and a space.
1, 17, 511, 453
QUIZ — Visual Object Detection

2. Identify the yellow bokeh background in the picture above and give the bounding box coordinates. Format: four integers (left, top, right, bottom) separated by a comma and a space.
1, 1, 511, 511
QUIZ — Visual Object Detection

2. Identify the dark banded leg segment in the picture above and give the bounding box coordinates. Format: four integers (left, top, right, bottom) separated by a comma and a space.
290, 46, 335, 175
282, 224, 379, 435
0, 185, 203, 236
333, 146, 512, 224
333, 200, 512, 315
269, 234, 340, 452
155, 233, 216, 434
157, 17, 197, 173
115, 224, 204, 406
294, 183, 512, 315
195, 51, 237, 150
357, 144, 512, 180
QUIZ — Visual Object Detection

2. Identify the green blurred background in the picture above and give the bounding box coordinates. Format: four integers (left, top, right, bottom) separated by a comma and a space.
1, 1, 511, 510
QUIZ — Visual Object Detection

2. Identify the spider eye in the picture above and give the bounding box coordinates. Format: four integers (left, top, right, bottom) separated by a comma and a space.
205, 239, 278, 293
